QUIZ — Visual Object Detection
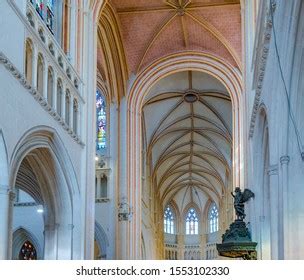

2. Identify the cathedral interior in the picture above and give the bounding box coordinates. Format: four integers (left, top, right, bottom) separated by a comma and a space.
1, 0, 304, 260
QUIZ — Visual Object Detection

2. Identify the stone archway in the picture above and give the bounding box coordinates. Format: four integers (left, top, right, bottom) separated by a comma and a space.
12, 227, 42, 260
119, 52, 243, 259
8, 126, 80, 259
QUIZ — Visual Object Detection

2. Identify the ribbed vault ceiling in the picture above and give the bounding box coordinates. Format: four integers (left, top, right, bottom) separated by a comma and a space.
143, 71, 232, 212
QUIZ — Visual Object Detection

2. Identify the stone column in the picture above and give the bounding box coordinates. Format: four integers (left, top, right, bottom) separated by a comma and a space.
69, 0, 77, 64
7, 189, 16, 260
31, 49, 37, 88
61, 85, 66, 122
96, 173, 101, 199
57, 223, 74, 259
280, 155, 289, 259
44, 223, 59, 260
52, 71, 58, 111
201, 234, 207, 260
117, 99, 130, 259
77, 104, 81, 136
43, 62, 48, 99
0, 185, 10, 259
69, 94, 74, 129
267, 164, 279, 259
177, 234, 184, 260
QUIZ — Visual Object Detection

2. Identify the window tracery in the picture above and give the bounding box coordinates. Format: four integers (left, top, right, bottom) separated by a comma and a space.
164, 206, 175, 234
185, 208, 199, 235
208, 203, 219, 234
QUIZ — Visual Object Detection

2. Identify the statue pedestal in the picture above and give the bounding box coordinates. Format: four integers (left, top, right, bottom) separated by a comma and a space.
216, 220, 257, 260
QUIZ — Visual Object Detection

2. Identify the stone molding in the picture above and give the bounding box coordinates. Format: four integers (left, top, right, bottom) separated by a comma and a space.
249, 1, 275, 137
13, 202, 37, 207
0, 52, 84, 146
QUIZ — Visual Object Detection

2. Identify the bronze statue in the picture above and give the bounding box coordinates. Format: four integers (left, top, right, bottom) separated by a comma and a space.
231, 187, 254, 221
217, 187, 256, 260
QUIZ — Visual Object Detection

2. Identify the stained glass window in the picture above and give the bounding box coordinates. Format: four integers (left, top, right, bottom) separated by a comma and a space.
164, 206, 174, 234
208, 203, 219, 233
19, 241, 37, 260
30, 1, 55, 32
32, 0, 44, 18
186, 208, 199, 235
46, 0, 55, 32
96, 90, 106, 150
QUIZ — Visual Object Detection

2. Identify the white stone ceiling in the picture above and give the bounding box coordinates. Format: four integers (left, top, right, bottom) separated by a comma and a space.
142, 71, 232, 213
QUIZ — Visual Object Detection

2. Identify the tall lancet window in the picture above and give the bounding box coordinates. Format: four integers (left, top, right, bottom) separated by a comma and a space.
164, 206, 174, 234
46, 0, 55, 32
96, 90, 106, 151
186, 208, 199, 235
208, 203, 219, 233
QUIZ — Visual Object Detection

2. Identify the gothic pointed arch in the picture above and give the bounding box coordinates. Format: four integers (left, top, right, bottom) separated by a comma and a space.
125, 52, 242, 259
9, 126, 81, 259
12, 227, 42, 260
97, 2, 128, 102
94, 222, 109, 260
183, 203, 201, 235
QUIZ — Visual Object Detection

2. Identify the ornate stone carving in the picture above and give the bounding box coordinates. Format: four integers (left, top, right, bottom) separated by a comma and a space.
249, 2, 275, 137
118, 197, 132, 221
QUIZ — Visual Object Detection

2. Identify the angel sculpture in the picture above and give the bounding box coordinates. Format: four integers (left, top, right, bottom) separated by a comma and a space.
231, 187, 254, 221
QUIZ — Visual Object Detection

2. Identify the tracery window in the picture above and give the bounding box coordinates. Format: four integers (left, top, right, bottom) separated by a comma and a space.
164, 206, 174, 234
185, 208, 199, 235
208, 203, 219, 233
46, 0, 55, 32
19, 241, 37, 260
96, 90, 106, 150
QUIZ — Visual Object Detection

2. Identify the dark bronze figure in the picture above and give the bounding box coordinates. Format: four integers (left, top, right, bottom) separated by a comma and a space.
231, 187, 255, 221
217, 187, 257, 260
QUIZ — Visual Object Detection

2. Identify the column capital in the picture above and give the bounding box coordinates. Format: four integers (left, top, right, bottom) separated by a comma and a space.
9, 190, 16, 201
267, 164, 278, 175
280, 155, 290, 165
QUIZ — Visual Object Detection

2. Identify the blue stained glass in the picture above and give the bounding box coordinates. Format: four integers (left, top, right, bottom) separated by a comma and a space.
46, 0, 55, 32
96, 90, 106, 150
34, 0, 44, 17
47, 0, 55, 11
